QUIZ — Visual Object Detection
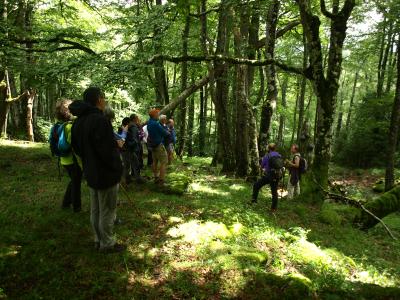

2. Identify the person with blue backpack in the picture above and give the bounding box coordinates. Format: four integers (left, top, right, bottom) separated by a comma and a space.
49, 99, 82, 212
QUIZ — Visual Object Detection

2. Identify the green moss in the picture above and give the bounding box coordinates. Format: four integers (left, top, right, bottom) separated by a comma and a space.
320, 204, 342, 226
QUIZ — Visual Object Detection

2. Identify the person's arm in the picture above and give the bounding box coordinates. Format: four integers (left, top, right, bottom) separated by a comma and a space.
288, 155, 300, 168
157, 122, 170, 137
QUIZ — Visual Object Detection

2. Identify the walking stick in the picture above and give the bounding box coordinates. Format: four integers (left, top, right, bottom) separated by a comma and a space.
281, 168, 286, 200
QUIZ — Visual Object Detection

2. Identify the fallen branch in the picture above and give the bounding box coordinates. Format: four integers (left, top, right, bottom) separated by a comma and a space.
310, 171, 397, 240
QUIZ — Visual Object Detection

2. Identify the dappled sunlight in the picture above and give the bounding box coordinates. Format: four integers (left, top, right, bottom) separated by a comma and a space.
0, 245, 21, 258
189, 182, 230, 197
167, 220, 231, 244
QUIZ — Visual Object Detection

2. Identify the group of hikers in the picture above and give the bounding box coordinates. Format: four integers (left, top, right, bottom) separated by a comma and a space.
50, 86, 305, 253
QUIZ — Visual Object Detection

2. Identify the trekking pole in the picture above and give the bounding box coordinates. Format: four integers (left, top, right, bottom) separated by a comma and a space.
119, 183, 141, 215
281, 168, 285, 200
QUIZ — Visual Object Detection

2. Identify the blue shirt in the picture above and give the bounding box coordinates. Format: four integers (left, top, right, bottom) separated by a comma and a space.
147, 118, 169, 147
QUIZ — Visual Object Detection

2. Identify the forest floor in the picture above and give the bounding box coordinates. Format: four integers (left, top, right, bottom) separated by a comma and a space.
0, 140, 400, 300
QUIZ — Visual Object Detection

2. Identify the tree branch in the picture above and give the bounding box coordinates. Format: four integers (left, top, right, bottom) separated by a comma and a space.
256, 20, 301, 49
320, 0, 336, 19
159, 75, 210, 114
147, 54, 310, 79
10, 37, 97, 55
5, 91, 27, 103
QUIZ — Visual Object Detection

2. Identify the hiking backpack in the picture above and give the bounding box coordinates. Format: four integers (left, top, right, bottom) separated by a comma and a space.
295, 154, 308, 175
268, 155, 284, 180
49, 122, 72, 157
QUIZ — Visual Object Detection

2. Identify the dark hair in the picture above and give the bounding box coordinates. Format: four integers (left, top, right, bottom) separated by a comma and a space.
122, 117, 131, 126
83, 87, 105, 106
55, 99, 73, 122
268, 143, 277, 152
292, 144, 299, 152
129, 114, 138, 121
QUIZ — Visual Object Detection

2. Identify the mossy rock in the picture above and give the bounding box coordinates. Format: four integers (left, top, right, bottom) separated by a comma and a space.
320, 205, 342, 226
372, 179, 385, 193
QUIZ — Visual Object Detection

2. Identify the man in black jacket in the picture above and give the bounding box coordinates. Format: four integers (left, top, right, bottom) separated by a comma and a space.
69, 87, 125, 253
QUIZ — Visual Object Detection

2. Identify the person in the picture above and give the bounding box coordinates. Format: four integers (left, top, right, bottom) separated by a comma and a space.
142, 122, 153, 167
147, 109, 170, 185
119, 117, 133, 184
251, 143, 283, 212
286, 144, 301, 199
54, 99, 82, 212
166, 119, 176, 165
69, 87, 125, 253
128, 114, 145, 183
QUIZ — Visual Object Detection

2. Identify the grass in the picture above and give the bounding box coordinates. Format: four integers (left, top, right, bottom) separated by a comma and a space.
0, 140, 399, 299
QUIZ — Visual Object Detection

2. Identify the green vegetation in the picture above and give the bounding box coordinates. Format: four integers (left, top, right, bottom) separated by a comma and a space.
1, 141, 399, 299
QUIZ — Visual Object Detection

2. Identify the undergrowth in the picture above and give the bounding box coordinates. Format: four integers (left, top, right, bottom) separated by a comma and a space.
0, 140, 399, 299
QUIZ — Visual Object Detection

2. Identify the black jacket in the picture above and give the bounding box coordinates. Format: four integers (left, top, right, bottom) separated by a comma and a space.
127, 124, 140, 153
69, 101, 122, 189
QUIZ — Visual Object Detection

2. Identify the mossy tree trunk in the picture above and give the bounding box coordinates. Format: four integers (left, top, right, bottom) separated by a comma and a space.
176, 10, 190, 157
259, 0, 279, 158
233, 5, 250, 177
356, 186, 400, 229
297, 0, 355, 201
213, 0, 234, 172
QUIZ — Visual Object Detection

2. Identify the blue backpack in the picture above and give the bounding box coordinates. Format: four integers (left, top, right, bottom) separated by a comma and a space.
49, 122, 72, 157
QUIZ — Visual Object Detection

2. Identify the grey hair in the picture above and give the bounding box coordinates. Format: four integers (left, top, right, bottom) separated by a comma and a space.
103, 105, 115, 121
159, 114, 167, 121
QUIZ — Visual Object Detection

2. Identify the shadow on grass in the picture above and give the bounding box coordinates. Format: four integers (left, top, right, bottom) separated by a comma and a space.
1, 142, 399, 299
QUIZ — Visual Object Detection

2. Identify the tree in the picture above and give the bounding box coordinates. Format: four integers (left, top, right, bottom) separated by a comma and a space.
297, 0, 356, 200
385, 34, 400, 191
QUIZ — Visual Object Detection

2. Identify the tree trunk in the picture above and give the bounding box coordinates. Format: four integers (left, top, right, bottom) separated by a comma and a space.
345, 71, 358, 131
277, 75, 288, 147
176, 11, 191, 157
377, 22, 393, 98
385, 34, 397, 94
355, 185, 400, 229
259, 0, 279, 157
198, 85, 207, 156
213, 0, 234, 172
385, 36, 400, 191
153, 0, 169, 105
291, 78, 300, 146
187, 94, 195, 157
335, 77, 347, 139
26, 89, 34, 142
297, 31, 308, 143
233, 6, 250, 177
298, 0, 355, 201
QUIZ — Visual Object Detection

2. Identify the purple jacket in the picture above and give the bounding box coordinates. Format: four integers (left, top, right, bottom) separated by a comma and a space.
261, 151, 281, 173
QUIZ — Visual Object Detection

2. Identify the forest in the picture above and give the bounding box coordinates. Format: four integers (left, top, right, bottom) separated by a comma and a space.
0, 0, 400, 299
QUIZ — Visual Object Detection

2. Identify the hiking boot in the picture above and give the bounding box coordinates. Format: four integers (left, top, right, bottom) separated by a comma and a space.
99, 243, 126, 254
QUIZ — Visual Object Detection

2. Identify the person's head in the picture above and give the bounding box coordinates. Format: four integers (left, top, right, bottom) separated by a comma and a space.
122, 117, 131, 127
149, 108, 160, 119
167, 119, 174, 128
130, 113, 139, 124
267, 143, 277, 152
291, 144, 299, 154
159, 114, 167, 124
55, 99, 73, 122
103, 105, 115, 122
83, 87, 106, 111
